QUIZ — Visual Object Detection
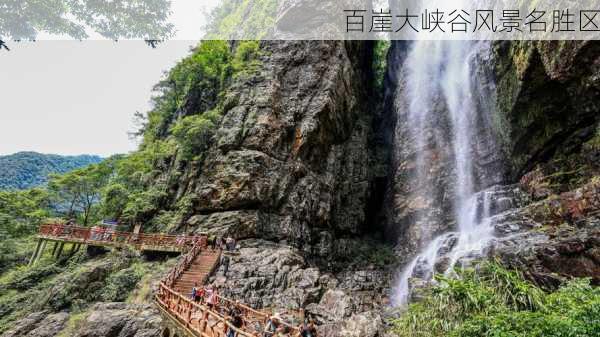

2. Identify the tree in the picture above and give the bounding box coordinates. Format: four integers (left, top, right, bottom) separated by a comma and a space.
0, 0, 174, 41
48, 162, 111, 225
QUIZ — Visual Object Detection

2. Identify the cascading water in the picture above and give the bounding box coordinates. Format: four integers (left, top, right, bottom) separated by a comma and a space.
390, 34, 504, 306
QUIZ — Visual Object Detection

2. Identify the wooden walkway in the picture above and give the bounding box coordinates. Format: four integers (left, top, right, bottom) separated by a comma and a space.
34, 223, 299, 337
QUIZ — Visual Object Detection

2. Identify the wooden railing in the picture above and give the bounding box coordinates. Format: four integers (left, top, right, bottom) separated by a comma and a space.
162, 242, 207, 288
155, 244, 300, 337
38, 223, 299, 337
156, 283, 260, 337
38, 223, 203, 251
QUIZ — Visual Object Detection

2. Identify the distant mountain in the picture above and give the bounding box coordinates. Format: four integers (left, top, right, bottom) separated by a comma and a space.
0, 152, 103, 190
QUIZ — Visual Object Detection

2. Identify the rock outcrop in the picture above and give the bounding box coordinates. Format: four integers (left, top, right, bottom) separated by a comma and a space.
1, 304, 162, 337
211, 239, 390, 335
74, 303, 162, 337
493, 41, 600, 179
165, 41, 387, 264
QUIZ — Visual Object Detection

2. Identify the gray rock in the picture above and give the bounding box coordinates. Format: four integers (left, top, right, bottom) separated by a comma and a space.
1, 311, 68, 337
74, 303, 162, 337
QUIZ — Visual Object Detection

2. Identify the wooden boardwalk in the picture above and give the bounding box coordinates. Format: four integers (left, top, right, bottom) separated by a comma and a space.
34, 223, 299, 337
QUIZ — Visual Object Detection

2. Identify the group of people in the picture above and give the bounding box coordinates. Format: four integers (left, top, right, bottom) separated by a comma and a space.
189, 283, 318, 337
262, 312, 318, 337
89, 225, 115, 241
175, 233, 210, 247
191, 282, 221, 308
51, 219, 75, 236
209, 235, 237, 252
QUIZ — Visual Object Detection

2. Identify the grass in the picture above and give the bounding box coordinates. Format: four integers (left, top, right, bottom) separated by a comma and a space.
55, 311, 89, 337
392, 262, 599, 337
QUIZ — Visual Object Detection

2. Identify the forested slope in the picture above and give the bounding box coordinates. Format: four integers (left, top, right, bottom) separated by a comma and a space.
0, 152, 102, 190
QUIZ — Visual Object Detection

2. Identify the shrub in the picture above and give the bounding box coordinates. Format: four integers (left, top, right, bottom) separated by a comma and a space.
392, 262, 599, 337
170, 109, 221, 160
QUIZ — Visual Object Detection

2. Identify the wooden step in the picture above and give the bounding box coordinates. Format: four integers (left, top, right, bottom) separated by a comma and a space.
168, 250, 220, 297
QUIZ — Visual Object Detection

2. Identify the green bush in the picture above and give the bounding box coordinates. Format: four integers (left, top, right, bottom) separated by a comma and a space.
101, 262, 147, 302
170, 109, 221, 160
392, 263, 599, 337
373, 40, 390, 91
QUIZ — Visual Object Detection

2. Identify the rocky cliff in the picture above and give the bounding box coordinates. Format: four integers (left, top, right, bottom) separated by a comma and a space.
160, 40, 395, 336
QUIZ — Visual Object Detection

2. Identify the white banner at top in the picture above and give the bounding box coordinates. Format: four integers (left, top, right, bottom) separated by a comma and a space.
2, 0, 600, 41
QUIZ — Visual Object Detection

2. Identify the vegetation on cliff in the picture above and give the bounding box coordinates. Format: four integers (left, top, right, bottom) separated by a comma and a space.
393, 262, 599, 337
0, 249, 172, 334
0, 41, 266, 332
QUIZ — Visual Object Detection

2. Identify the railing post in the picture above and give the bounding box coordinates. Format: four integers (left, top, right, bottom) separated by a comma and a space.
187, 301, 192, 323
28, 239, 43, 266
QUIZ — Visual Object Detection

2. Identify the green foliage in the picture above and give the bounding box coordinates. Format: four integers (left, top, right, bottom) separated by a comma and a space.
101, 262, 150, 302
584, 125, 600, 151
0, 0, 174, 41
0, 152, 102, 190
373, 40, 390, 92
48, 162, 112, 225
170, 108, 221, 160
143, 40, 233, 143
0, 188, 51, 235
0, 189, 51, 273
205, 0, 277, 39
55, 311, 88, 337
232, 40, 262, 77
0, 249, 171, 333
392, 262, 599, 337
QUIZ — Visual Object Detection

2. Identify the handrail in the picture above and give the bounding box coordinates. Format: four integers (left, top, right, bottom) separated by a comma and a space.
155, 243, 300, 337
37, 223, 301, 337
156, 283, 257, 337
38, 223, 203, 251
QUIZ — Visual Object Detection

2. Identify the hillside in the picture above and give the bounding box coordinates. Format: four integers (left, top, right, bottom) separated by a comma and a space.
0, 152, 103, 190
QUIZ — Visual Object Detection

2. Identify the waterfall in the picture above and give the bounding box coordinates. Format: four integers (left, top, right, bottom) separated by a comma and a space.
390, 35, 501, 306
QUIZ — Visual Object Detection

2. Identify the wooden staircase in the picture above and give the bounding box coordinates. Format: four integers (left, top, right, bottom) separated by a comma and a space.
173, 249, 221, 294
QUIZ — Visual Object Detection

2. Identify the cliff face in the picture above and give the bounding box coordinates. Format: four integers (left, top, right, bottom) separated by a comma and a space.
159, 40, 394, 335
490, 41, 600, 287
160, 39, 600, 333
167, 41, 388, 265
493, 41, 600, 180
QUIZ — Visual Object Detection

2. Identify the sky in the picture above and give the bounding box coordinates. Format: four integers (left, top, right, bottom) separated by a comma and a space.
0, 0, 220, 157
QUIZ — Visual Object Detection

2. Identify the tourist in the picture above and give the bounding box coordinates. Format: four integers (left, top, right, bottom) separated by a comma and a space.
225, 236, 235, 251
210, 235, 217, 250
199, 234, 207, 248
221, 255, 230, 276
211, 286, 220, 308
205, 285, 214, 309
206, 284, 219, 310
263, 314, 281, 337
63, 219, 75, 236
298, 319, 317, 337
90, 225, 98, 240
191, 282, 198, 300
226, 308, 243, 337
196, 284, 205, 303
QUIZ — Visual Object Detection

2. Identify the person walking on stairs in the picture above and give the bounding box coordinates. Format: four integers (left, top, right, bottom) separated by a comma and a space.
221, 255, 230, 276
226, 308, 243, 337
190, 282, 199, 301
